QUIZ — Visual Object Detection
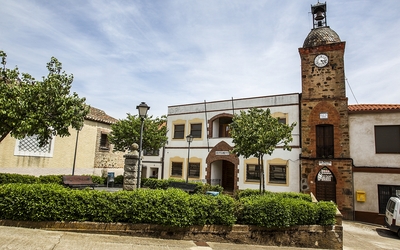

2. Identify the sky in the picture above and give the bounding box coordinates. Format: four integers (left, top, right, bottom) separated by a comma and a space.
1, 0, 400, 119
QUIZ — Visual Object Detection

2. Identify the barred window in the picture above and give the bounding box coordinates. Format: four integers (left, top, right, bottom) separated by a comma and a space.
171, 162, 183, 177
14, 135, 54, 157
188, 163, 200, 178
246, 164, 260, 182
269, 165, 287, 184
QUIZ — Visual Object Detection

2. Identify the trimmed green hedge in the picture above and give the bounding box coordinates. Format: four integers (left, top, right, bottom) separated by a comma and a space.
235, 194, 336, 227
0, 173, 105, 185
0, 183, 236, 226
0, 183, 336, 227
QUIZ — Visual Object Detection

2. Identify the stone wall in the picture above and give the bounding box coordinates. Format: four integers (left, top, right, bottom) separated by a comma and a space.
0, 217, 343, 249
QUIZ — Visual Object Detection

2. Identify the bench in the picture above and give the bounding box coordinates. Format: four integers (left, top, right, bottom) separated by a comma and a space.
62, 175, 97, 189
169, 182, 197, 193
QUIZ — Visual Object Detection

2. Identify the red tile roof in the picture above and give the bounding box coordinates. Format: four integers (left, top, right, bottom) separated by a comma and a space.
85, 107, 118, 124
348, 104, 400, 113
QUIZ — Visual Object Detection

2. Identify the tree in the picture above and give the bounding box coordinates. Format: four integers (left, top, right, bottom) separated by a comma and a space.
0, 50, 89, 146
229, 108, 296, 193
109, 114, 168, 153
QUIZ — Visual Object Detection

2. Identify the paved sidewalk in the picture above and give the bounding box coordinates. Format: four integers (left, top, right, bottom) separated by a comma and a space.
0, 225, 319, 250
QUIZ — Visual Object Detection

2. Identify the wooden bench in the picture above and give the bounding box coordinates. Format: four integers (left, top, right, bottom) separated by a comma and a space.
62, 175, 97, 189
168, 182, 197, 193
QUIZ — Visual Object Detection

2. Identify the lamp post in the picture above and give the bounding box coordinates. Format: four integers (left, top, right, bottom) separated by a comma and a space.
186, 134, 193, 183
136, 102, 150, 188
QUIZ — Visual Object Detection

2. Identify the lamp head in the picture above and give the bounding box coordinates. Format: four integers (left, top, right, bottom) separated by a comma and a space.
136, 102, 150, 118
186, 134, 193, 143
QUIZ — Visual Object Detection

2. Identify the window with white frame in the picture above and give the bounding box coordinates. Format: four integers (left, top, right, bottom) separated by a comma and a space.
14, 135, 55, 157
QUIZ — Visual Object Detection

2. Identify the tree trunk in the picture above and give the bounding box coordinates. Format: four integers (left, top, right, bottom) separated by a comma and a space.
261, 156, 265, 193
258, 156, 262, 193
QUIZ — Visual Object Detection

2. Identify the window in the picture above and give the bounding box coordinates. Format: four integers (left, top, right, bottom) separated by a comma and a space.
278, 117, 287, 124
190, 123, 202, 138
316, 124, 334, 158
246, 164, 260, 182
100, 133, 110, 150
375, 125, 400, 153
269, 165, 287, 184
173, 124, 185, 139
14, 135, 54, 157
171, 162, 183, 177
143, 149, 160, 156
188, 163, 200, 178
218, 117, 233, 137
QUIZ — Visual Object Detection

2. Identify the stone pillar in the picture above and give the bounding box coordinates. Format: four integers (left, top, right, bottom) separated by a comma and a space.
123, 143, 139, 191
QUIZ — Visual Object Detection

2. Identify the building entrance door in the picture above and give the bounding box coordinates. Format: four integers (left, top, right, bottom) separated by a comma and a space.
221, 160, 235, 192
315, 167, 336, 203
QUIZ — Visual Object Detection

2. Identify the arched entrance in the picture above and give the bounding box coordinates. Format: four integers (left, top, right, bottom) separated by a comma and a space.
206, 141, 239, 192
315, 167, 336, 203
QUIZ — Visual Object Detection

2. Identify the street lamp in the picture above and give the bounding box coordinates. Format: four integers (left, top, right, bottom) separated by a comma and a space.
136, 102, 150, 188
186, 134, 193, 183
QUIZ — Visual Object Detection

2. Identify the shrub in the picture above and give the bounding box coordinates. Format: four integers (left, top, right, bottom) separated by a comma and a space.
316, 201, 337, 225
90, 175, 106, 185
141, 178, 169, 189
114, 175, 124, 185
190, 194, 236, 225
236, 195, 292, 227
38, 175, 63, 184
0, 173, 37, 184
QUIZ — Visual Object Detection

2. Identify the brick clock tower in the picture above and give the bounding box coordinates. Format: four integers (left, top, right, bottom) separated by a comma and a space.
299, 2, 353, 220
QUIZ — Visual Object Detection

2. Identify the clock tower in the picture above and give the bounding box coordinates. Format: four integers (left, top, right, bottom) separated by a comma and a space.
299, 2, 353, 220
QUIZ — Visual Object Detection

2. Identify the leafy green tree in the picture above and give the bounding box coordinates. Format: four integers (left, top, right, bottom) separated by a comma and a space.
0, 50, 89, 146
229, 108, 296, 193
109, 114, 168, 152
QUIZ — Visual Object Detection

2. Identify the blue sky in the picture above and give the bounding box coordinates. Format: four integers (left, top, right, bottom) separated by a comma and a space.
1, 0, 400, 119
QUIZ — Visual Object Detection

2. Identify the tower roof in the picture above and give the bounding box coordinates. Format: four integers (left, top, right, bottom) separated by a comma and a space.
303, 26, 341, 48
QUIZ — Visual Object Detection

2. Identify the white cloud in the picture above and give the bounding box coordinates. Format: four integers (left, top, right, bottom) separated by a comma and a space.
1, 0, 400, 119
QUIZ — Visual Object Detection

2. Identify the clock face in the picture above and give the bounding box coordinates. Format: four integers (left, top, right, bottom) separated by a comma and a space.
314, 54, 329, 67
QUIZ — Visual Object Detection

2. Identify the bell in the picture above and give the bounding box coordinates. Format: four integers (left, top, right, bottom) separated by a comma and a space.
315, 11, 325, 21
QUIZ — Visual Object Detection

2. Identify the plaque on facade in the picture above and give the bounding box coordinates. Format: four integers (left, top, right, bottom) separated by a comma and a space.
319, 161, 332, 166
319, 112, 328, 119
215, 151, 229, 155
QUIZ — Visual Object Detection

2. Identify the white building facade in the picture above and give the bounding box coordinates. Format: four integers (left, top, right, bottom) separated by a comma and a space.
163, 93, 301, 193
349, 104, 400, 224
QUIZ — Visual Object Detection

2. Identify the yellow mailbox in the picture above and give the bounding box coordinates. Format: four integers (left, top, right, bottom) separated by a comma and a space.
356, 190, 366, 202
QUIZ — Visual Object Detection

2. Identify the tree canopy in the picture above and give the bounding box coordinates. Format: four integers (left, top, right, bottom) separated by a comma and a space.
229, 108, 296, 192
109, 114, 168, 153
0, 51, 89, 146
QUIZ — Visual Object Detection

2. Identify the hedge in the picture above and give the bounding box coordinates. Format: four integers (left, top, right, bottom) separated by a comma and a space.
0, 183, 236, 226
235, 194, 336, 227
0, 173, 106, 185
0, 183, 336, 227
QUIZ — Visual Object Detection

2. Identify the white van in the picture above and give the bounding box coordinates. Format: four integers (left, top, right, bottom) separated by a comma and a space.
385, 196, 400, 238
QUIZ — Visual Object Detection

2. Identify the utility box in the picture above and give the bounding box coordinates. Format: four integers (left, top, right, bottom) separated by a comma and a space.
107, 172, 115, 187
356, 190, 366, 202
